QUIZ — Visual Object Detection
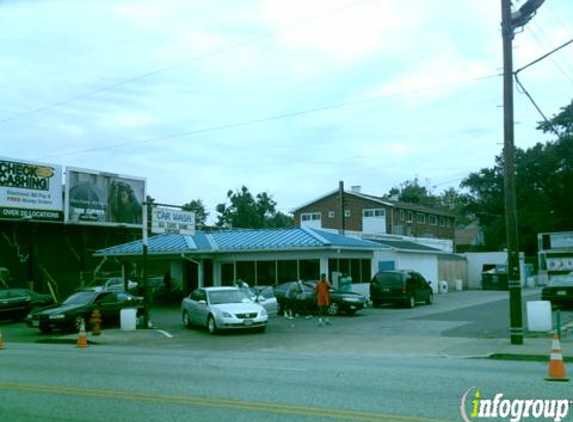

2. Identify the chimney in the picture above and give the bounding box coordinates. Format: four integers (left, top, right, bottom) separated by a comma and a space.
350, 185, 361, 193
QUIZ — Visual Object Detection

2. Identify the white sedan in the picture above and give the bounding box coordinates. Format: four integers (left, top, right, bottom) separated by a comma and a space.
181, 287, 268, 334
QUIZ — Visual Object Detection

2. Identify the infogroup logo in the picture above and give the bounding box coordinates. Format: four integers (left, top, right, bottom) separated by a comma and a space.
460, 387, 571, 422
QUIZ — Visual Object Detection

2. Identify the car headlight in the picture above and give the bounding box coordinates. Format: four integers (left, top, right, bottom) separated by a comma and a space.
260, 308, 267, 317
219, 311, 233, 318
49, 314, 66, 320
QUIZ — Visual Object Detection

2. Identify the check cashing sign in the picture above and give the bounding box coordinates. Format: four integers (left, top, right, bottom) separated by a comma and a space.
0, 157, 64, 222
152, 206, 195, 235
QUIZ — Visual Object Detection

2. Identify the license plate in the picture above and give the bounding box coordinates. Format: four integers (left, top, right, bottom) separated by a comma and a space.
349, 306, 356, 310
383, 288, 390, 292
243, 319, 253, 326
557, 291, 567, 296
30, 320, 39, 327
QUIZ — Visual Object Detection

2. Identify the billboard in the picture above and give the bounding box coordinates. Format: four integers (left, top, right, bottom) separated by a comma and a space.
152, 206, 196, 235
0, 157, 63, 221
65, 167, 146, 227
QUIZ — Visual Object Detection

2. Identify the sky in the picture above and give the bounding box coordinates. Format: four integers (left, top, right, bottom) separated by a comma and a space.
1, 0, 572, 223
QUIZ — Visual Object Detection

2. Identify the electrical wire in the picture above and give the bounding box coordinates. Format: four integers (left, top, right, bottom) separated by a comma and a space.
37, 72, 501, 160
0, 0, 369, 125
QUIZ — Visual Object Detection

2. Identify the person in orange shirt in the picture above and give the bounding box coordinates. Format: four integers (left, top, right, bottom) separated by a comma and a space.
315, 273, 332, 326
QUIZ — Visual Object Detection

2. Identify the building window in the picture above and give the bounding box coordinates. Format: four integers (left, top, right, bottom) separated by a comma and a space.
301, 212, 321, 222
363, 209, 385, 218
416, 212, 425, 224
399, 210, 405, 221
344, 210, 351, 218
429, 215, 437, 226
438, 216, 445, 227
446, 217, 451, 227
328, 211, 335, 218
406, 211, 413, 223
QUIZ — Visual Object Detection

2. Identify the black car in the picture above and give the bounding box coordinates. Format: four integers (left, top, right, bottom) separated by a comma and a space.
370, 270, 434, 308
541, 273, 573, 309
0, 288, 54, 321
273, 281, 367, 316
26, 290, 142, 333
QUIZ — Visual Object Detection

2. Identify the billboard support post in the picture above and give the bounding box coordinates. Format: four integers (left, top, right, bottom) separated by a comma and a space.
142, 201, 150, 329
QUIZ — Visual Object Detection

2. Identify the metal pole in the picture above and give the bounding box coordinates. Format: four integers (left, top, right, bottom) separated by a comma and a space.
338, 181, 345, 235
501, 0, 523, 345
142, 202, 150, 328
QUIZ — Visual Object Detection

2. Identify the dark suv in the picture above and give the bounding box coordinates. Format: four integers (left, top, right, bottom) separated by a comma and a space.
370, 270, 434, 308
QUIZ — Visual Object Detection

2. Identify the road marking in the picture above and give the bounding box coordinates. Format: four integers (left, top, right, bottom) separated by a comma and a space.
155, 329, 173, 338
0, 382, 457, 422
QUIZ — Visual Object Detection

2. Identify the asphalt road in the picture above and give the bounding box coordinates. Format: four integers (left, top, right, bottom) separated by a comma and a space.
1, 342, 572, 422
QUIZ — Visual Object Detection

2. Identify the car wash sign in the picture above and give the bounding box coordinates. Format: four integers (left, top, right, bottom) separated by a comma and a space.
152, 206, 195, 235
0, 157, 63, 221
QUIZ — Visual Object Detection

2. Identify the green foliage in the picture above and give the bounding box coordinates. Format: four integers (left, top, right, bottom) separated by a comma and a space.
215, 186, 293, 229
181, 199, 209, 227
387, 177, 439, 207
462, 99, 573, 255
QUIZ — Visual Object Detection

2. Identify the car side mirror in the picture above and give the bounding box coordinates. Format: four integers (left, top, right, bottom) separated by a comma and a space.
198, 300, 207, 305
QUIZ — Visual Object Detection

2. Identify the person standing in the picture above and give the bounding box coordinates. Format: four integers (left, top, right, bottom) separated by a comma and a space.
315, 273, 332, 326
284, 282, 297, 319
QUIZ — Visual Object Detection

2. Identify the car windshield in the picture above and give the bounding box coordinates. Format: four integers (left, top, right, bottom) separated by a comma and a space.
63, 291, 97, 305
548, 275, 573, 287
208, 290, 250, 305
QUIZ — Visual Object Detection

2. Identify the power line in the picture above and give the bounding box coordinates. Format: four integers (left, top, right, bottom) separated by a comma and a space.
0, 0, 368, 125
38, 72, 501, 161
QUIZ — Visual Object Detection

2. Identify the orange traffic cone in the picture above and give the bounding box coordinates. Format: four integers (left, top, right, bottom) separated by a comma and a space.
0, 331, 4, 350
76, 320, 88, 348
546, 332, 569, 382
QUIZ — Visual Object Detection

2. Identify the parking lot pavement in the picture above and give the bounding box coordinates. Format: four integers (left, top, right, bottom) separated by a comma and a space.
1, 289, 571, 361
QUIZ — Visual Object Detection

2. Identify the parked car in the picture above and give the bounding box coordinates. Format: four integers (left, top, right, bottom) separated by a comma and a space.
241, 285, 278, 318
0, 288, 55, 321
541, 273, 573, 309
370, 270, 434, 308
26, 289, 142, 333
181, 287, 268, 334
273, 281, 367, 316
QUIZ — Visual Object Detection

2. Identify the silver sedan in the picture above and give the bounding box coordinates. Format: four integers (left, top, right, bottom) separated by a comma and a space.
181, 287, 268, 334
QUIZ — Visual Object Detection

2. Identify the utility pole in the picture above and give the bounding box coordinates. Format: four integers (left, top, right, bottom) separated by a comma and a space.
500, 0, 545, 345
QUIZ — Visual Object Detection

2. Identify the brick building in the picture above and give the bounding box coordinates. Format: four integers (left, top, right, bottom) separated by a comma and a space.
292, 186, 456, 243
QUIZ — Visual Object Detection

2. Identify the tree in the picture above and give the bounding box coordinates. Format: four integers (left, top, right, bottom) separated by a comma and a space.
386, 178, 439, 208
181, 199, 209, 228
461, 99, 573, 255
215, 186, 293, 229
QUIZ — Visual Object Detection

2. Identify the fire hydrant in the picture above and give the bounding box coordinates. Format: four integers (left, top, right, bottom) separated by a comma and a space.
90, 309, 102, 336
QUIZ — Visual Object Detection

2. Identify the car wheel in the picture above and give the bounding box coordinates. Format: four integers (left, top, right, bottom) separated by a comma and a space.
327, 302, 340, 316
207, 315, 217, 334
407, 295, 415, 308
182, 311, 192, 328
426, 293, 434, 305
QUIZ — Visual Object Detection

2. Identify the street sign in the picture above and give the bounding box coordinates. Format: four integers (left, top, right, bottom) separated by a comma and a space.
151, 206, 195, 235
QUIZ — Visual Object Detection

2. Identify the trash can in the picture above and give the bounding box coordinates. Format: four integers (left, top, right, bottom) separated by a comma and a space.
481, 265, 508, 290
120, 308, 137, 331
439, 281, 448, 294
526, 301, 552, 332
454, 279, 463, 292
